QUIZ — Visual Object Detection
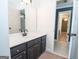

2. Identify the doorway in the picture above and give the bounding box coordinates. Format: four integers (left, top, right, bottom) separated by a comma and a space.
54, 7, 73, 58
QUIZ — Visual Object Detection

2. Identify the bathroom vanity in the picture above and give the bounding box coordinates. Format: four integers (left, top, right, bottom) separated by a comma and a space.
9, 33, 46, 59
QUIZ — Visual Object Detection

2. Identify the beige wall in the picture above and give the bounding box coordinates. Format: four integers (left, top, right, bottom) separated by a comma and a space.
61, 20, 68, 32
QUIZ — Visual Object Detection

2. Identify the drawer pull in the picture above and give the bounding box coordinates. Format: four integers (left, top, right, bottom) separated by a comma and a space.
17, 50, 20, 52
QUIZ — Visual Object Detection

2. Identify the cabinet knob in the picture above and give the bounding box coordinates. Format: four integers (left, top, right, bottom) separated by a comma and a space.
17, 50, 20, 52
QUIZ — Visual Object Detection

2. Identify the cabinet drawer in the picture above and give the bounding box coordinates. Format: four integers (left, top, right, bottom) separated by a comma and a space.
10, 43, 26, 57
12, 51, 26, 59
27, 37, 41, 48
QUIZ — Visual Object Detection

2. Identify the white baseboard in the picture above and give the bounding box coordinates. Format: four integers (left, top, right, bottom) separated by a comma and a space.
52, 52, 68, 58
46, 48, 54, 54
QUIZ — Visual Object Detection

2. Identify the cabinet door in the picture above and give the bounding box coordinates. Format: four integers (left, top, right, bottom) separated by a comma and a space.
12, 51, 26, 59
28, 43, 41, 59
42, 40, 46, 53
33, 43, 41, 58
41, 36, 46, 53
28, 46, 35, 59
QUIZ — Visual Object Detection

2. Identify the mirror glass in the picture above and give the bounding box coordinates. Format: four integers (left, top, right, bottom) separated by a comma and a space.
8, 0, 26, 34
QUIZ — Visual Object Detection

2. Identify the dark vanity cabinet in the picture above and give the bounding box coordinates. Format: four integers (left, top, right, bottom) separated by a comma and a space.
10, 35, 46, 59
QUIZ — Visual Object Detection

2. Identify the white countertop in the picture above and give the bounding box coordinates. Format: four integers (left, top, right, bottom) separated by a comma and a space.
9, 32, 46, 48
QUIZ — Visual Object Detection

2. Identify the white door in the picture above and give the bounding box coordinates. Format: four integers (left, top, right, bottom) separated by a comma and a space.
68, 0, 78, 59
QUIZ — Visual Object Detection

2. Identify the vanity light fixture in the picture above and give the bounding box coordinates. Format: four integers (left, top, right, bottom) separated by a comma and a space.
17, 0, 31, 10
16, 0, 25, 10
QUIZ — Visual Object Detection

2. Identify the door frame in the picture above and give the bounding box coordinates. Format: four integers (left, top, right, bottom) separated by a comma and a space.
68, 0, 78, 59
54, 7, 73, 41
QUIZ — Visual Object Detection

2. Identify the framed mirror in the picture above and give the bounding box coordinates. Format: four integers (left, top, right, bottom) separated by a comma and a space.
8, 8, 26, 34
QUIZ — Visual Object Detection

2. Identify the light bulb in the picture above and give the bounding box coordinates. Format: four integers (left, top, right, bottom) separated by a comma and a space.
64, 18, 68, 21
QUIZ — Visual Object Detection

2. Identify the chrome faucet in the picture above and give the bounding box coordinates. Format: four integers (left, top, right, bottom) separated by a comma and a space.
22, 29, 28, 36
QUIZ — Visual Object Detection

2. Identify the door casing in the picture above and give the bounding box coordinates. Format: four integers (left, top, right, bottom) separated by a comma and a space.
54, 7, 73, 42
